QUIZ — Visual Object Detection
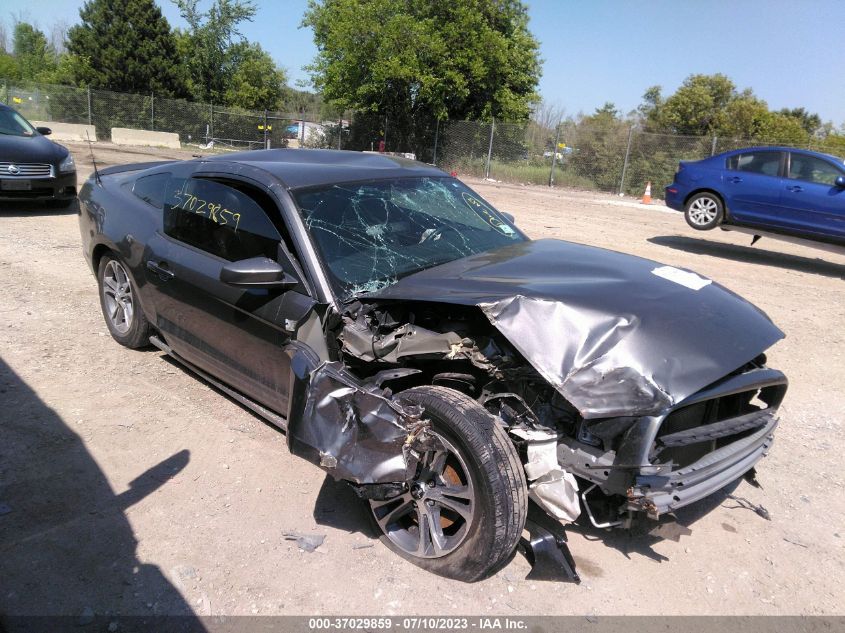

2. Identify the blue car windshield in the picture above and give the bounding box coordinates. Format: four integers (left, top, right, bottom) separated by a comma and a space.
293, 177, 524, 298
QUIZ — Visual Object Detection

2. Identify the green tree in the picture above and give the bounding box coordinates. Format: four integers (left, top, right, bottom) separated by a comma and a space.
647, 74, 736, 136
12, 22, 57, 79
778, 107, 822, 136
222, 42, 286, 110
569, 103, 629, 191
173, 0, 258, 103
302, 0, 541, 123
641, 73, 818, 146
66, 0, 186, 95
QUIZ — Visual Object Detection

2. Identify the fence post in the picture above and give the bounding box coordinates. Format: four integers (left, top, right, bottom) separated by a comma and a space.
87, 86, 92, 126
338, 115, 342, 150
2, 79, 7, 104
151, 93, 155, 130
711, 136, 717, 156
209, 102, 214, 142
484, 119, 495, 179
432, 118, 440, 165
618, 125, 634, 195
264, 109, 269, 149
548, 122, 561, 187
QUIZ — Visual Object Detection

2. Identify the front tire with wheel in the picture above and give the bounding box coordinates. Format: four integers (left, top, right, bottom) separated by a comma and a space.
684, 192, 724, 230
97, 254, 150, 348
368, 386, 527, 582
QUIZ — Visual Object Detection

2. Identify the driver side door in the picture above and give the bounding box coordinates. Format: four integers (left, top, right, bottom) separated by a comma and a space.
144, 172, 316, 416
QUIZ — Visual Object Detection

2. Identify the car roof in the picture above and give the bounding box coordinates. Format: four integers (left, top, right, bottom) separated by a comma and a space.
201, 148, 446, 189
718, 146, 844, 163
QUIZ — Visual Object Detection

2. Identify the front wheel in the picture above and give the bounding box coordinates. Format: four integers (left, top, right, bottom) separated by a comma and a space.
369, 386, 527, 582
684, 192, 724, 230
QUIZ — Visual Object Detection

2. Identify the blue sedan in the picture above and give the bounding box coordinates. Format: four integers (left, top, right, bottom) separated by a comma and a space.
665, 147, 845, 246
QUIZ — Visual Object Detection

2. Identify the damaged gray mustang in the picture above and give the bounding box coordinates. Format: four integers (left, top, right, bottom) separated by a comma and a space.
78, 149, 787, 582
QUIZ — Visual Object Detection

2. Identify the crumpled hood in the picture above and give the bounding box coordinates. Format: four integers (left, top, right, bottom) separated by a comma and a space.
368, 239, 784, 418
0, 134, 66, 164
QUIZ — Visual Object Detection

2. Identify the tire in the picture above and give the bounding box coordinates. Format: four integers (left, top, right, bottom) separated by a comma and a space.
684, 192, 724, 230
368, 386, 527, 582
97, 253, 150, 349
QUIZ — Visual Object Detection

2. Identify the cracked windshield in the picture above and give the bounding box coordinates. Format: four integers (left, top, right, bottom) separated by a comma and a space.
294, 177, 525, 298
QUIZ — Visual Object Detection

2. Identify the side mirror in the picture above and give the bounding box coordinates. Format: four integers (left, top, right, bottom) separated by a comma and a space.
36, 127, 52, 136
501, 212, 515, 224
835, 175, 845, 188
220, 257, 299, 290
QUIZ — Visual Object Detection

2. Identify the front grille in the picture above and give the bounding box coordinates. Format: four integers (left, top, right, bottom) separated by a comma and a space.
654, 380, 786, 469
0, 162, 53, 177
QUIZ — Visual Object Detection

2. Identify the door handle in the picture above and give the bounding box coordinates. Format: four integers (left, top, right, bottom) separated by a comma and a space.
786, 185, 803, 193
727, 176, 743, 184
146, 260, 175, 281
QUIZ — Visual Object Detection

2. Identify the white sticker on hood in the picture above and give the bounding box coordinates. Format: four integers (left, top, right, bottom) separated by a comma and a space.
651, 265, 712, 290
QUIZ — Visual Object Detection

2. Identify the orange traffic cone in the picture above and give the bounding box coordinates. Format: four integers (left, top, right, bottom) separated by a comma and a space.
642, 181, 652, 205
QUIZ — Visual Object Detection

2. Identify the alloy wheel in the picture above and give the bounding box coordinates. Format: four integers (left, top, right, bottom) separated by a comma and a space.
102, 260, 134, 335
369, 432, 476, 559
688, 196, 719, 225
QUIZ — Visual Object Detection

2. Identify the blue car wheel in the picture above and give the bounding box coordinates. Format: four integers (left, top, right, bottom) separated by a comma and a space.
684, 192, 724, 231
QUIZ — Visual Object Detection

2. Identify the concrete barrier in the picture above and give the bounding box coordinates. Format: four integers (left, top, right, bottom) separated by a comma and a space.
110, 127, 181, 149
32, 121, 98, 142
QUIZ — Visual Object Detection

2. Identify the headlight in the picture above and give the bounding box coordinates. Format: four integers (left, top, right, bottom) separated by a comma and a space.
59, 153, 75, 173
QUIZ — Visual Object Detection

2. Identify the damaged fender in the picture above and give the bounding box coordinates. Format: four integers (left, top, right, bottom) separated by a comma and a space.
284, 344, 431, 484
369, 239, 785, 418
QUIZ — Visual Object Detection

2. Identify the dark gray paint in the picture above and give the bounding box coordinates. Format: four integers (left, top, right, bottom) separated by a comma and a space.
368, 239, 784, 418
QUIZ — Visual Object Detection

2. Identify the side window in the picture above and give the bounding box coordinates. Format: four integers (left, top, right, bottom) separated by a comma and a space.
788, 154, 843, 186
163, 177, 281, 261
726, 151, 781, 177
131, 173, 169, 208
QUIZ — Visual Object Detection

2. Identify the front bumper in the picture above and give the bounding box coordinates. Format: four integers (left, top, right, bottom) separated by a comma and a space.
558, 367, 787, 522
627, 413, 777, 517
0, 171, 77, 202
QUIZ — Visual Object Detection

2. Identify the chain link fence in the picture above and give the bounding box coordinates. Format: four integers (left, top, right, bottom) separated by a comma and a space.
1, 79, 306, 150
3, 78, 842, 196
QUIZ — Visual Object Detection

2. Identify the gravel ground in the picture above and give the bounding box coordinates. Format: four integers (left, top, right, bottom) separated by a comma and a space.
1, 143, 843, 619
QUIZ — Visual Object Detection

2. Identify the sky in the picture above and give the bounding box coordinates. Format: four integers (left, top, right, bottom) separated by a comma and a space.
5, 0, 845, 124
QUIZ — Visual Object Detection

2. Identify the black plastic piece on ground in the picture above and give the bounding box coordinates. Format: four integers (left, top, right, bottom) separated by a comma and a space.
518, 501, 580, 583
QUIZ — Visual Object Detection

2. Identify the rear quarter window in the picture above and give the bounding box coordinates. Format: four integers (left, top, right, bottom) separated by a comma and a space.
131, 173, 170, 209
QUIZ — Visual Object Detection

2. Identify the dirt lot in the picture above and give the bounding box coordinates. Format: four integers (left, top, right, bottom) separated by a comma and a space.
1, 142, 843, 619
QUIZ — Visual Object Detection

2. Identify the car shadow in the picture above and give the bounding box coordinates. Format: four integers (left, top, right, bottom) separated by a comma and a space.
568, 478, 743, 563
648, 235, 845, 279
312, 475, 381, 539
0, 356, 205, 630
0, 199, 79, 217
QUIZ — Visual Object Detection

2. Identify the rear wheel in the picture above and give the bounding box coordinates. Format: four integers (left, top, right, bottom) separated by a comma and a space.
369, 386, 527, 582
684, 192, 724, 230
97, 254, 150, 348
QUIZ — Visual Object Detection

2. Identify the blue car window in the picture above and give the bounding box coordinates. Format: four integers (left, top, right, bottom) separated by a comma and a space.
727, 151, 781, 177
788, 154, 843, 186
